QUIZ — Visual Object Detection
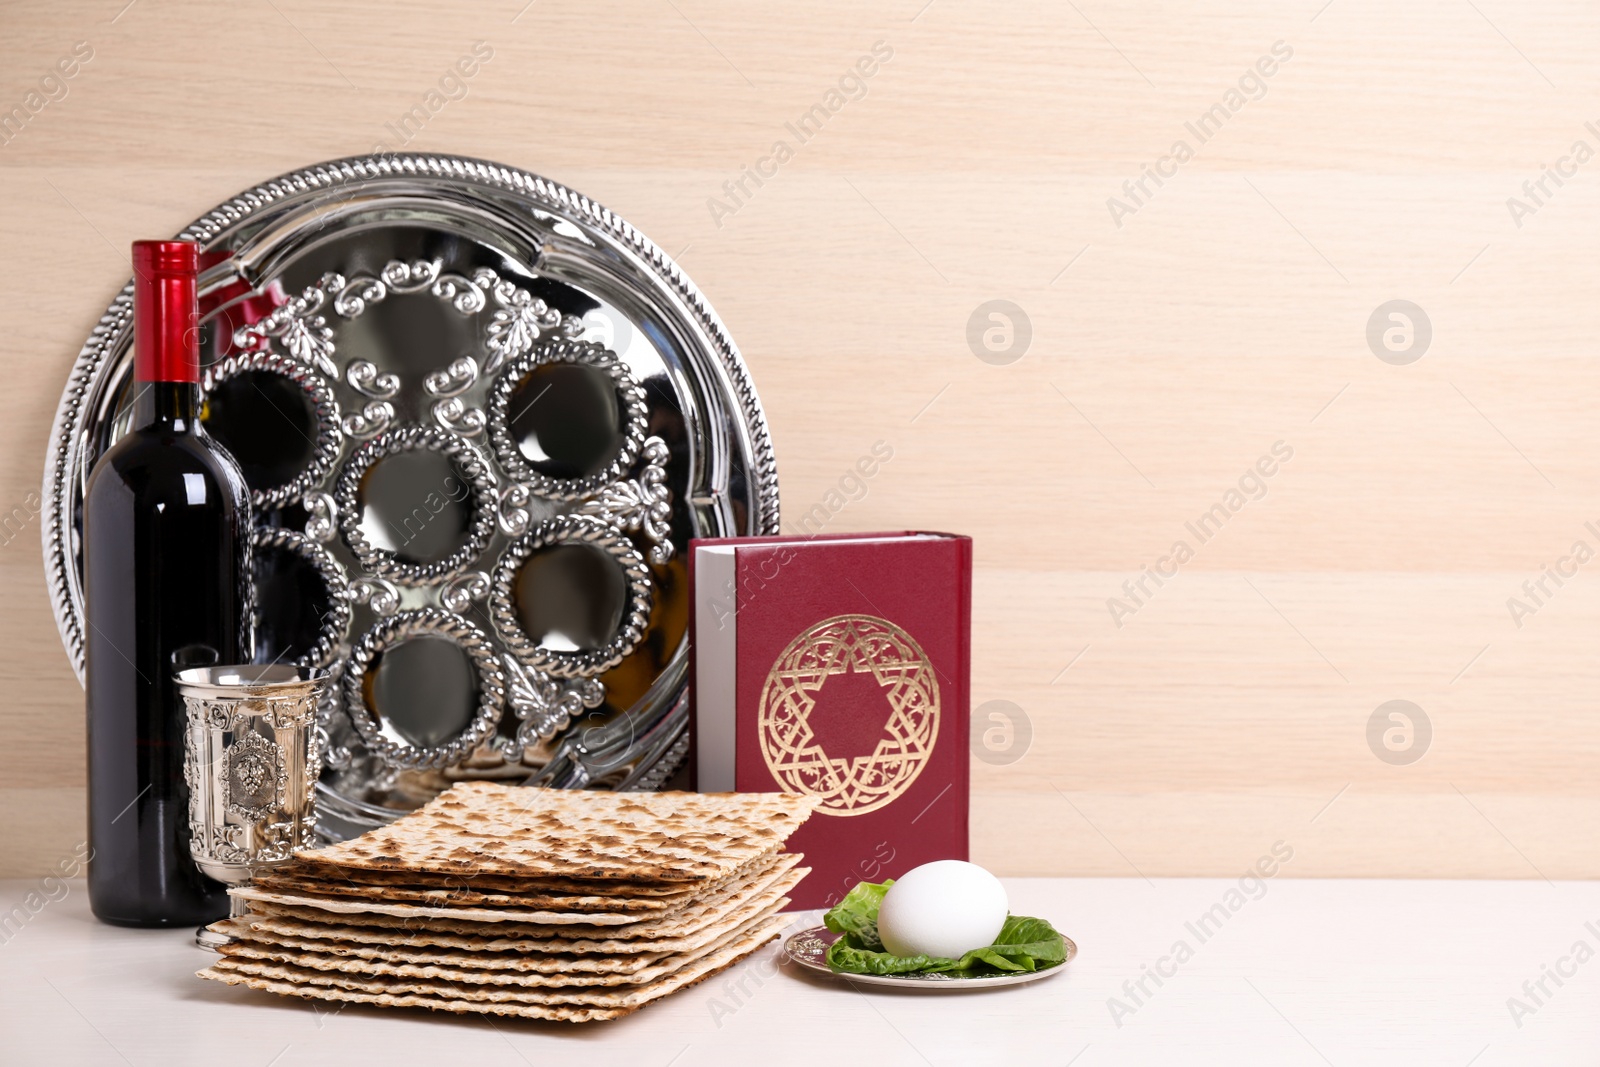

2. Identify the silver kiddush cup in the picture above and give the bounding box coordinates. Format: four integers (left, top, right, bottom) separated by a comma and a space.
179, 664, 327, 949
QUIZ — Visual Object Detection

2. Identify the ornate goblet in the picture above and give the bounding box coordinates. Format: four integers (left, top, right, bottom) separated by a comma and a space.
179, 664, 327, 949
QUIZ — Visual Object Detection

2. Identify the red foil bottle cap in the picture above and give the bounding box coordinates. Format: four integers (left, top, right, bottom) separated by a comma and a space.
132, 240, 201, 384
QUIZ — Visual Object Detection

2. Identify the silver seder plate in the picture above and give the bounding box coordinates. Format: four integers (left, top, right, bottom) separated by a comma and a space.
783, 926, 1076, 991
43, 153, 779, 839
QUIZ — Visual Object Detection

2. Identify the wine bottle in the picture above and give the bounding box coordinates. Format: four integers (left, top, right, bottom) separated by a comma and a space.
83, 240, 252, 927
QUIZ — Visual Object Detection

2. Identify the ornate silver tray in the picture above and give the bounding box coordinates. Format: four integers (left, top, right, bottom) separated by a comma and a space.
44, 154, 778, 838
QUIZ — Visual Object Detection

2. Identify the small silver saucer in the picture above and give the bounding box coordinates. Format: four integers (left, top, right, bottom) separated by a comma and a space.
782, 926, 1076, 992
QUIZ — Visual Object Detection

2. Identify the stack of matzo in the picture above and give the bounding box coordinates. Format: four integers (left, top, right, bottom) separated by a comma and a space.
197, 782, 816, 1022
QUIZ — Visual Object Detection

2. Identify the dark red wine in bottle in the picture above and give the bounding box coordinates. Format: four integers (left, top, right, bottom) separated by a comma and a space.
83, 240, 252, 927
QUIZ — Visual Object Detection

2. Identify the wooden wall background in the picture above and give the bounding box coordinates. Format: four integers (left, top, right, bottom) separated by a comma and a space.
3, 0, 1598, 879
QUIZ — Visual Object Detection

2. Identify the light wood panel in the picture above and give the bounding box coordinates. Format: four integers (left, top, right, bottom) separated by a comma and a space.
3, 0, 1598, 878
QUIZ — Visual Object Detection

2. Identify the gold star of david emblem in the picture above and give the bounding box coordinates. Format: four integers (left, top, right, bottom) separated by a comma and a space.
758, 613, 941, 817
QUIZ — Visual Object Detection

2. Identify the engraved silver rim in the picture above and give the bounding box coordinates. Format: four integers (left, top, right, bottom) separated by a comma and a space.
251, 526, 350, 668
343, 608, 505, 769
490, 515, 653, 679
333, 424, 498, 587
486, 339, 649, 502
202, 350, 343, 510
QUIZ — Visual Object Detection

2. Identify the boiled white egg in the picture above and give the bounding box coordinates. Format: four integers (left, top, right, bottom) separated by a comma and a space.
877, 859, 1009, 959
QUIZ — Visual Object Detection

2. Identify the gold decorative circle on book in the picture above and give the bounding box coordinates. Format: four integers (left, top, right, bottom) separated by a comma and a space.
757, 614, 940, 816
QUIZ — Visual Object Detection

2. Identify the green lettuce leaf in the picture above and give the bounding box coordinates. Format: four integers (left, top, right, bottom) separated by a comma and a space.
821, 882, 1068, 977
822, 879, 892, 951
825, 938, 940, 975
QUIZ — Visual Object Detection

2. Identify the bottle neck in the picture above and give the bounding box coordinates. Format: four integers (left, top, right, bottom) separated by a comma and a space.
132, 380, 198, 431
132, 242, 201, 387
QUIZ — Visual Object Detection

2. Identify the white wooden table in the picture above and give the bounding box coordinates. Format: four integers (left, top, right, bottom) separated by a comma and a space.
4, 877, 1597, 1065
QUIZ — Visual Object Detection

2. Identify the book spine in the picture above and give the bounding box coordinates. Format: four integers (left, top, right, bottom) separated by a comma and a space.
954, 536, 973, 860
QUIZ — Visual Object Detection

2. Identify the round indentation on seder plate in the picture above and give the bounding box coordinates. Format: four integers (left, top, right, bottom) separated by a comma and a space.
513, 542, 629, 655
344, 608, 504, 769
487, 339, 648, 502
201, 351, 341, 509
251, 526, 349, 668
335, 425, 497, 586
490, 516, 652, 679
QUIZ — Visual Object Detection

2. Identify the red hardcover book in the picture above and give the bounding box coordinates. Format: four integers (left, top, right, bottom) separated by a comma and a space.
689, 532, 971, 910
